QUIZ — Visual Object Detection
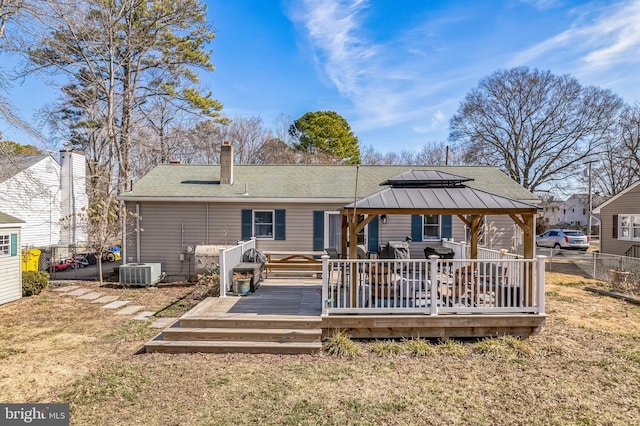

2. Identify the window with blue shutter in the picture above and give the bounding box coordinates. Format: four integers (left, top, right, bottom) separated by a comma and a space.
10, 233, 18, 256
441, 215, 452, 239
274, 210, 286, 240
313, 211, 324, 251
368, 215, 379, 253
241, 209, 252, 241
411, 215, 423, 242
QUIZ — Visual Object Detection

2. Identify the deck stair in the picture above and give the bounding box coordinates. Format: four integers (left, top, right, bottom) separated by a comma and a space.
145, 315, 323, 355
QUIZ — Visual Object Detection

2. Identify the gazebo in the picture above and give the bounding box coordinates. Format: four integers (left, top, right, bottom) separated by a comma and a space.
318, 170, 545, 337
340, 170, 539, 261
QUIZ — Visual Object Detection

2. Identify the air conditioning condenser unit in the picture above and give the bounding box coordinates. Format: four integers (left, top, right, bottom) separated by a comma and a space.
119, 263, 164, 286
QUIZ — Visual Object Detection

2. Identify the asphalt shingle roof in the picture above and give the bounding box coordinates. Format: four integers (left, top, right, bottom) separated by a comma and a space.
121, 165, 538, 202
0, 155, 50, 184
0, 210, 24, 224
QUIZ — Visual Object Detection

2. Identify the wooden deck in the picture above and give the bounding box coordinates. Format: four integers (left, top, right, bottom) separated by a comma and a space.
146, 278, 545, 354
145, 279, 324, 354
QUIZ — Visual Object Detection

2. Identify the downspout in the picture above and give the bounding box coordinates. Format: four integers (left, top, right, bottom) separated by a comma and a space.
121, 200, 127, 264
206, 203, 209, 244
136, 203, 140, 262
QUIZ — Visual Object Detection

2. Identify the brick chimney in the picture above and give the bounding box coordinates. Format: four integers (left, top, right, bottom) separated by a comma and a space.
220, 141, 233, 185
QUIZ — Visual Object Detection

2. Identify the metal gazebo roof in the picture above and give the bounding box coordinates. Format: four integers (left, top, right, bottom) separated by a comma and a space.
346, 171, 539, 215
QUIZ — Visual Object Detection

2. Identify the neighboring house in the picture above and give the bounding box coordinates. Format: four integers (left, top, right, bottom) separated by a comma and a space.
120, 143, 539, 281
593, 180, 640, 258
540, 193, 605, 232
0, 150, 88, 248
0, 211, 24, 305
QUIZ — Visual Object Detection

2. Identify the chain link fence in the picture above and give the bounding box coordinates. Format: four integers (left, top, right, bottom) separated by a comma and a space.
551, 251, 640, 296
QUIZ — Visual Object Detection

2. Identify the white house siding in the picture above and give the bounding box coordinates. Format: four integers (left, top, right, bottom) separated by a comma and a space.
600, 185, 640, 256
0, 226, 22, 305
0, 157, 61, 247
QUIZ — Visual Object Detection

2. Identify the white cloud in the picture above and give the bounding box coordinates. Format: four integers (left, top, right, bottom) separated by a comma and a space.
511, 0, 640, 72
431, 110, 445, 128
287, 0, 449, 131
518, 0, 560, 11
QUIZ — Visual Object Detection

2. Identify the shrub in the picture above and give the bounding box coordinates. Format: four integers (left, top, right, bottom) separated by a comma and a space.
22, 271, 50, 296
368, 339, 404, 357
323, 330, 362, 357
194, 266, 220, 300
403, 337, 435, 357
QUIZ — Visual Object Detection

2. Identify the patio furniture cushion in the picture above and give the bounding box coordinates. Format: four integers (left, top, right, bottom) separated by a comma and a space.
424, 246, 455, 259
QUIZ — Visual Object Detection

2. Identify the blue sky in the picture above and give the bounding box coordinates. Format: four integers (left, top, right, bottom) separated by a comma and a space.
2, 0, 640, 154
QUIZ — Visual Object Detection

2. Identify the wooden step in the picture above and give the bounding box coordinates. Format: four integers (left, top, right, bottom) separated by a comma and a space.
162, 327, 322, 343
145, 340, 322, 355
179, 316, 321, 329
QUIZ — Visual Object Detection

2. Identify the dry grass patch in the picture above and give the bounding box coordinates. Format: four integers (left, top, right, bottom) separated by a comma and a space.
2, 271, 640, 424
0, 281, 193, 402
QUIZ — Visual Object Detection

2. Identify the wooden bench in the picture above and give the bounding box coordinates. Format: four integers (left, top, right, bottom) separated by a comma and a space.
264, 252, 324, 277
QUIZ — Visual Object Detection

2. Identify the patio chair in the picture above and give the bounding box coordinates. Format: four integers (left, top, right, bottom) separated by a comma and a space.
324, 247, 340, 259
474, 263, 509, 305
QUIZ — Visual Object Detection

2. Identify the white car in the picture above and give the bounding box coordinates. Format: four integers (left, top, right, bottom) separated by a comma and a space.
536, 229, 590, 250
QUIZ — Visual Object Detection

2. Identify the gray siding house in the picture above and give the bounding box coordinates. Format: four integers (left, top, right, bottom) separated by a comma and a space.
120, 144, 539, 281
0, 211, 24, 305
593, 180, 640, 257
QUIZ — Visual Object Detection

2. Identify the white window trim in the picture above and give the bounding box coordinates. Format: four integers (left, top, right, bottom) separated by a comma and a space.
253, 210, 275, 240
422, 214, 441, 240
0, 234, 10, 257
324, 211, 368, 247
618, 214, 640, 241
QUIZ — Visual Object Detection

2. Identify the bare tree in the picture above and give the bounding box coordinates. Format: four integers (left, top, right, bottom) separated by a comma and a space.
449, 67, 623, 192
183, 119, 226, 164
0, 0, 42, 138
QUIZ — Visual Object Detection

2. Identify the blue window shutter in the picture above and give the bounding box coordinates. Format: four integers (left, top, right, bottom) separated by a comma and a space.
10, 233, 18, 256
313, 211, 324, 251
241, 209, 252, 241
368, 215, 379, 253
275, 210, 286, 240
411, 215, 423, 242
441, 215, 452, 239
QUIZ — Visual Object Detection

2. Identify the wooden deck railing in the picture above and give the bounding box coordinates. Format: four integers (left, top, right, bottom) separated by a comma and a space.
321, 256, 545, 316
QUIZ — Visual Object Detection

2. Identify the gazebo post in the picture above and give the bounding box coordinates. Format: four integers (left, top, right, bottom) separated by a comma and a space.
341, 214, 348, 258
469, 215, 482, 259
523, 213, 536, 305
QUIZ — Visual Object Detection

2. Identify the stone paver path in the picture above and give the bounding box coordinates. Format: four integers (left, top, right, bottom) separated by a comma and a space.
116, 305, 145, 315
78, 292, 103, 300
101, 300, 130, 309
91, 295, 119, 304
66, 288, 93, 296
49, 284, 165, 332
51, 285, 80, 293
133, 311, 156, 321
